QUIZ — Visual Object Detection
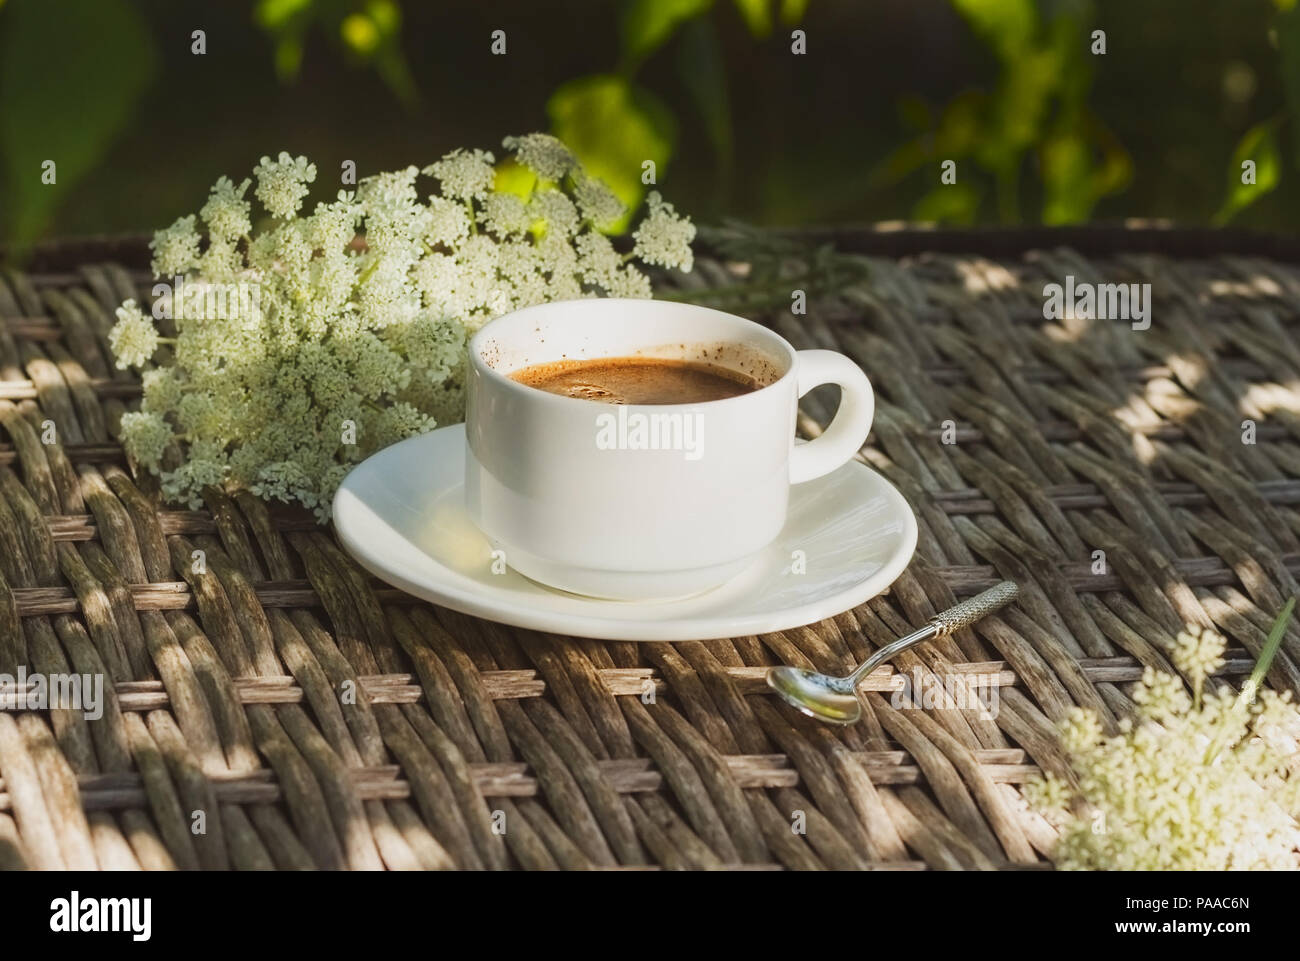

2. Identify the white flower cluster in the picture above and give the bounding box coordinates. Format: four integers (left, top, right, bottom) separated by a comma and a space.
253, 152, 318, 219
1027, 624, 1300, 870
110, 134, 696, 519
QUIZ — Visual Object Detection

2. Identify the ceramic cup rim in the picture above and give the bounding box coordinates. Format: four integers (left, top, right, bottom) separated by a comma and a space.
467, 297, 800, 411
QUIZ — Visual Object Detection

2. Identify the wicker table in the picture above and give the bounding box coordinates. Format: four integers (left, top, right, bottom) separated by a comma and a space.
1, 230, 1297, 870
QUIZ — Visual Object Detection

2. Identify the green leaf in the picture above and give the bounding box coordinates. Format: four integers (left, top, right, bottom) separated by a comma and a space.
255, 0, 315, 31
931, 90, 987, 158
371, 44, 419, 108
256, 0, 414, 107
341, 13, 382, 55
1246, 597, 1295, 699
780, 0, 811, 25
255, 0, 313, 79
331, 0, 417, 108
273, 36, 305, 80
912, 182, 981, 225
255, 0, 314, 80
0, 0, 156, 248
1211, 118, 1281, 225
982, 44, 1063, 159
366, 0, 400, 35
547, 74, 676, 232
1040, 132, 1093, 224
1089, 121, 1134, 199
869, 91, 984, 187
493, 157, 537, 199
1039, 118, 1131, 225
620, 0, 713, 69
733, 0, 773, 37
949, 0, 1037, 63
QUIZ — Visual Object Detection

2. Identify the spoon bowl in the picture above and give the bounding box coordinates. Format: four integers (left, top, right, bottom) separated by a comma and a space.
766, 666, 863, 724
765, 581, 1019, 725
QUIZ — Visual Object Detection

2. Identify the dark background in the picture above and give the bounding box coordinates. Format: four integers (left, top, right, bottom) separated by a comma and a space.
0, 0, 1293, 250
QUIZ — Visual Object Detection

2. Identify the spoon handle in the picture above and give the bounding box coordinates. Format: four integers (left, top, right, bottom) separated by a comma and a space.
848, 581, 1019, 684
929, 581, 1020, 637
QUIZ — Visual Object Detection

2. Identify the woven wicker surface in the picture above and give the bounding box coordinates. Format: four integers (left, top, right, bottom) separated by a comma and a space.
1, 233, 1297, 870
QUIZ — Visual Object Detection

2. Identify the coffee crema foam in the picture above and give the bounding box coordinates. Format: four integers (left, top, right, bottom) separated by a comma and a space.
509, 356, 762, 405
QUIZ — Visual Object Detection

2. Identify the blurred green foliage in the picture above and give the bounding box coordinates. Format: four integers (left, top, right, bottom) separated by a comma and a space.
874, 0, 1131, 224
1214, 117, 1281, 225
0, 0, 1294, 247
255, 0, 417, 106
0, 0, 155, 247
548, 75, 675, 232
1210, 0, 1295, 223
553, 0, 812, 230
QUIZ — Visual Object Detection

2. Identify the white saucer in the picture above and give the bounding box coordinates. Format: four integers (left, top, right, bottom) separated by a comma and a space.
333, 424, 917, 641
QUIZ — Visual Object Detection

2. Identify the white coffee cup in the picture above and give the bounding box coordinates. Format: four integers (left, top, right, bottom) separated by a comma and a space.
464, 298, 874, 600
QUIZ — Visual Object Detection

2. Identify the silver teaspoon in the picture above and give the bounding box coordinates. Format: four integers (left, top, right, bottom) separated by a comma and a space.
765, 581, 1020, 725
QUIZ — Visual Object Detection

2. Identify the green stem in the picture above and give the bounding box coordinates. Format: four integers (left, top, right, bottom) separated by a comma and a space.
1240, 596, 1295, 707
1203, 597, 1296, 765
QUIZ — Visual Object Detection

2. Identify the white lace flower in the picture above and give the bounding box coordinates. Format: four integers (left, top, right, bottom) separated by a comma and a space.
109, 300, 161, 369
574, 231, 621, 288
413, 252, 467, 315
111, 134, 694, 520
306, 197, 359, 251
503, 133, 577, 181
1029, 622, 1300, 870
253, 152, 317, 219
198, 238, 244, 284
358, 165, 420, 208
379, 400, 436, 440
632, 191, 695, 271
150, 215, 201, 278
481, 192, 532, 237
424, 148, 495, 201
398, 312, 465, 377
201, 176, 253, 242
536, 232, 577, 277
1172, 625, 1227, 691
140, 367, 183, 414
605, 265, 654, 299
573, 177, 624, 230
119, 410, 173, 467
546, 271, 583, 302
426, 196, 471, 247
530, 189, 580, 239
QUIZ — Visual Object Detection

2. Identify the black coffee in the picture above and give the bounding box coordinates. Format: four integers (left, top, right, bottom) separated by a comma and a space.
510, 356, 760, 404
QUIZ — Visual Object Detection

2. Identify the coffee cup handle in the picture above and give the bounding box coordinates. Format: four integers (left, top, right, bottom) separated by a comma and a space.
789, 349, 875, 484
